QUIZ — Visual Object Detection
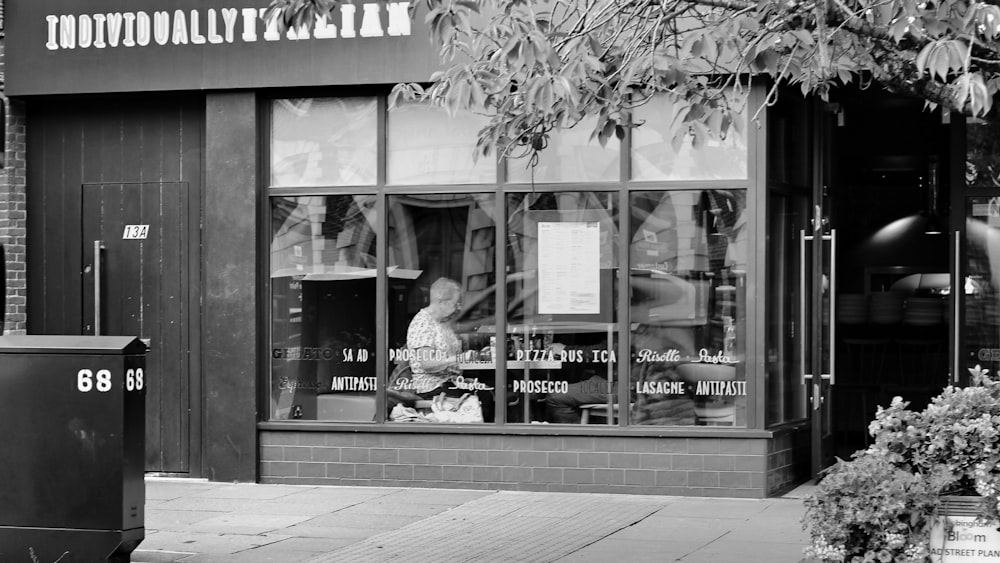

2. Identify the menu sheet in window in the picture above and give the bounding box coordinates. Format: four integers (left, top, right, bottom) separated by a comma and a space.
537, 221, 600, 314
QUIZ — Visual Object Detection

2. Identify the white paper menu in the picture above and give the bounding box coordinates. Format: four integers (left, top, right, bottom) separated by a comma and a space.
537, 222, 600, 314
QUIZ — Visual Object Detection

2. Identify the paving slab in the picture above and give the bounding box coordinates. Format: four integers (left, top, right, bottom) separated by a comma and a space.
137, 477, 811, 562
187, 513, 317, 535
137, 530, 288, 555
190, 483, 311, 500
144, 508, 230, 530
131, 549, 199, 563
303, 492, 665, 563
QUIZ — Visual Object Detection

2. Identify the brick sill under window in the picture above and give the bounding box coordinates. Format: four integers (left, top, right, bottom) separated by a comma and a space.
257, 420, 775, 439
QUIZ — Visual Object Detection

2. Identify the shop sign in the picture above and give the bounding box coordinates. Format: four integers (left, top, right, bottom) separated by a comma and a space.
978, 348, 1000, 362
44, 4, 412, 51
7, 0, 438, 96
929, 515, 1000, 562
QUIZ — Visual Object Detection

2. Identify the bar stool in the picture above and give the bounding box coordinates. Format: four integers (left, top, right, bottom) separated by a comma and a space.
580, 403, 619, 424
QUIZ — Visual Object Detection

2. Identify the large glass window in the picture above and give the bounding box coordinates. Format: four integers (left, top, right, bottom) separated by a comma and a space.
267, 93, 761, 428
507, 117, 620, 183
631, 94, 748, 181
629, 190, 748, 426
271, 98, 377, 187
385, 194, 497, 423
505, 192, 620, 424
387, 103, 496, 185
270, 195, 378, 421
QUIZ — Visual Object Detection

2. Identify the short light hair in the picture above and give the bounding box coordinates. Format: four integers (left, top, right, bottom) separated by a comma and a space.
429, 277, 461, 303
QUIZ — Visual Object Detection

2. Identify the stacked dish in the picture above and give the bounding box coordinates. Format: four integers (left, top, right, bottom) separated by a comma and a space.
869, 292, 904, 324
837, 294, 867, 324
903, 296, 944, 326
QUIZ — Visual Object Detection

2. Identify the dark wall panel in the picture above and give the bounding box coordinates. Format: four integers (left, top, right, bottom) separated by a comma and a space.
203, 92, 258, 482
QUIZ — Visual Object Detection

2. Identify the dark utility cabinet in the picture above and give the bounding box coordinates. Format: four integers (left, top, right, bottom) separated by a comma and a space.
0, 336, 147, 562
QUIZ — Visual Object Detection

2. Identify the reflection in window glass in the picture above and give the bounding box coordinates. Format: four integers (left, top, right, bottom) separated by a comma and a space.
507, 118, 620, 183
387, 103, 496, 185
965, 197, 1000, 377
967, 119, 1000, 188
631, 94, 748, 181
385, 194, 497, 423
765, 193, 807, 426
270, 195, 377, 421
629, 190, 747, 426
271, 98, 377, 187
505, 192, 619, 424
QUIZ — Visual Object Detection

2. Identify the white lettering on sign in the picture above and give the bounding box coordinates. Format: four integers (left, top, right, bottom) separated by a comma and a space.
122, 225, 149, 240
636, 380, 686, 395
44, 3, 412, 51
77, 368, 112, 392
512, 379, 569, 394
125, 368, 145, 391
77, 368, 145, 392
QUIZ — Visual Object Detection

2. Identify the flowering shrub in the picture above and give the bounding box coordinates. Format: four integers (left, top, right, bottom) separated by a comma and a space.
803, 366, 1000, 562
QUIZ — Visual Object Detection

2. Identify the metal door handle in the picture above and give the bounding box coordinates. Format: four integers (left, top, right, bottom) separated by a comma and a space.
800, 230, 810, 383
825, 229, 836, 385
953, 230, 961, 383
94, 240, 104, 336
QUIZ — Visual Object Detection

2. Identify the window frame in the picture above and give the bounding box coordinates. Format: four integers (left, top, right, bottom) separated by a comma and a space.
261, 85, 768, 433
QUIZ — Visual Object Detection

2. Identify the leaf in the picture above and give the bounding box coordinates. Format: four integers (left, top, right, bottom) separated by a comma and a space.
738, 16, 760, 32
753, 49, 780, 74
702, 37, 719, 61
945, 40, 966, 72
929, 44, 949, 80
653, 53, 675, 72
682, 35, 703, 58
791, 30, 813, 46
914, 42, 934, 76
707, 109, 724, 137
599, 119, 616, 147
587, 33, 602, 56
455, 0, 480, 13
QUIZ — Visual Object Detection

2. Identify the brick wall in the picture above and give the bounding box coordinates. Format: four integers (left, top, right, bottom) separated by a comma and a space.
0, 8, 28, 335
260, 431, 771, 498
765, 425, 810, 495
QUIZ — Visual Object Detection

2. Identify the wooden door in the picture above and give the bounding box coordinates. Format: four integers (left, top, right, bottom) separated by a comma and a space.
82, 182, 197, 473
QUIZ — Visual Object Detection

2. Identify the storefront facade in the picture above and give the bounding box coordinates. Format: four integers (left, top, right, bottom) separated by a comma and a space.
10, 0, 998, 497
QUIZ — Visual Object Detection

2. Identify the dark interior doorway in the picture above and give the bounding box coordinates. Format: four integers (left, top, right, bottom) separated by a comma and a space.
827, 91, 952, 459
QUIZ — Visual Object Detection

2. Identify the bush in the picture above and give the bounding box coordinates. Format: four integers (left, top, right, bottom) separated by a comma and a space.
802, 366, 1000, 562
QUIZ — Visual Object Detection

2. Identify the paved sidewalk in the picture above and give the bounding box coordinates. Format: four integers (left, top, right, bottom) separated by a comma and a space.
134, 477, 812, 562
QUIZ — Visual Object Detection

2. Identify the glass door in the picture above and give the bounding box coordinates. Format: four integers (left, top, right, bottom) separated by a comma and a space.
959, 195, 1000, 381
805, 104, 837, 478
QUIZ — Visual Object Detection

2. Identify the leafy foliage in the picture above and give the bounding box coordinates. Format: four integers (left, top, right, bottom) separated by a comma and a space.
803, 366, 1000, 562
266, 0, 1000, 159
802, 454, 940, 562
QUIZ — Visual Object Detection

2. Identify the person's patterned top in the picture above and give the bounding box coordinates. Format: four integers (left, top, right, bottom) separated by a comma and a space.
406, 307, 462, 393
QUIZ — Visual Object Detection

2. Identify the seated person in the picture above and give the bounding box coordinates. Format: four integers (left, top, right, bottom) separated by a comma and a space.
543, 333, 614, 424
388, 277, 494, 421
630, 325, 698, 425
